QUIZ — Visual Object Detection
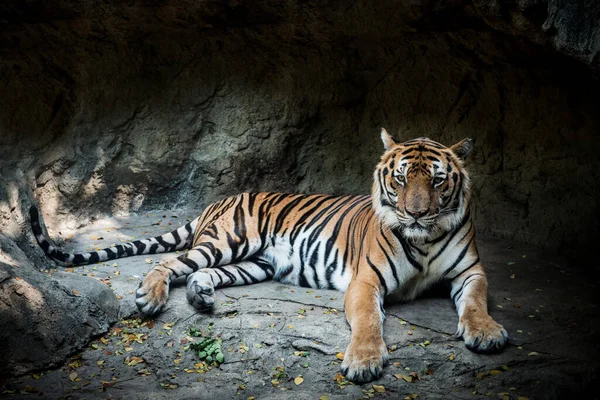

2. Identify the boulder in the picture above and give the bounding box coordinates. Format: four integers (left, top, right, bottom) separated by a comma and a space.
0, 234, 119, 376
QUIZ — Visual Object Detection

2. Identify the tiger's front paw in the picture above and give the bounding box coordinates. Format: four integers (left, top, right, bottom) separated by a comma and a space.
457, 313, 509, 353
135, 269, 170, 316
340, 339, 389, 384
186, 271, 215, 310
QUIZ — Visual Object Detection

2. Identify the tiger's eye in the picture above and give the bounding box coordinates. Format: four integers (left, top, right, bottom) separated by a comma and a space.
433, 176, 445, 185
395, 175, 405, 184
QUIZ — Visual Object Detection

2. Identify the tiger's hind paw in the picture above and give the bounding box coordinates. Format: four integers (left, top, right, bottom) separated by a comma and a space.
186, 271, 215, 310
135, 269, 170, 316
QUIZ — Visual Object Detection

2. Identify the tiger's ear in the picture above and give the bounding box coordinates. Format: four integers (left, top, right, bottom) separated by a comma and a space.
450, 138, 474, 160
380, 128, 399, 151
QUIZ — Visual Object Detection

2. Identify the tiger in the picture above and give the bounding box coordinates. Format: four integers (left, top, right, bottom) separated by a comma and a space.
30, 129, 508, 383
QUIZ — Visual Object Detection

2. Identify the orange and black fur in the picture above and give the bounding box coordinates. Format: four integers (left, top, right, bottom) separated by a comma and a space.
31, 129, 508, 383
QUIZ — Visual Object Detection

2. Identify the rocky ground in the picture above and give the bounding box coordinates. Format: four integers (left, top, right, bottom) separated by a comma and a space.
1, 210, 598, 400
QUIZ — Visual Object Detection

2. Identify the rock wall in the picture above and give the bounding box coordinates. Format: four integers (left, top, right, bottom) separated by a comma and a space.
0, 2, 598, 255
0, 0, 599, 375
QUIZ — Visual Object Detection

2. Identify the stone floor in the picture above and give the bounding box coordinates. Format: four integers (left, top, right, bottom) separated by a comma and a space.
2, 210, 598, 399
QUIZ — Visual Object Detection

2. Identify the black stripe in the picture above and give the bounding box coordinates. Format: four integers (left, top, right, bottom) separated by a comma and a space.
226, 232, 238, 260
273, 194, 305, 234
290, 195, 337, 244
156, 237, 174, 251
309, 247, 321, 288
247, 193, 257, 217
451, 272, 484, 303
215, 266, 238, 285
203, 225, 219, 240
196, 242, 222, 265
252, 258, 275, 276
430, 212, 471, 263
178, 255, 200, 272
125, 244, 135, 256
172, 230, 181, 244
325, 249, 339, 289
449, 257, 481, 282
298, 238, 310, 287
377, 236, 400, 288
391, 229, 423, 272
133, 240, 146, 253
441, 237, 474, 279
424, 148, 442, 156
426, 229, 449, 245
105, 248, 116, 260
40, 239, 50, 253
366, 256, 388, 295
237, 266, 260, 284
116, 245, 126, 257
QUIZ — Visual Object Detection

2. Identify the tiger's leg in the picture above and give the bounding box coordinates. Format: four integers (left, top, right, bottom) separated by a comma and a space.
186, 257, 275, 309
135, 241, 261, 316
450, 264, 509, 352
341, 280, 389, 383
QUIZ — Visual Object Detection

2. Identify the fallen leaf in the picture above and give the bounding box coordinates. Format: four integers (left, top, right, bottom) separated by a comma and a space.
69, 372, 77, 381
373, 384, 385, 393
72, 290, 81, 296
394, 373, 413, 383
125, 356, 145, 366
336, 352, 345, 361
528, 352, 539, 356
294, 376, 304, 385
449, 354, 455, 361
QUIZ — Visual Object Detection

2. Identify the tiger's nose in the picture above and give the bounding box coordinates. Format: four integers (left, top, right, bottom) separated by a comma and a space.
405, 208, 428, 219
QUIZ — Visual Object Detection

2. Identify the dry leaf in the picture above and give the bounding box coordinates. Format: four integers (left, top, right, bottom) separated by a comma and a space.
394, 373, 413, 383
69, 372, 77, 381
294, 376, 304, 385
336, 352, 345, 361
373, 385, 385, 393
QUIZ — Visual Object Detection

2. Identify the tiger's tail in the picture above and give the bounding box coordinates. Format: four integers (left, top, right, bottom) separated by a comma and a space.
29, 205, 199, 266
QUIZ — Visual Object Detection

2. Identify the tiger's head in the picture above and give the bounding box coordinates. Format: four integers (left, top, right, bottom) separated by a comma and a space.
372, 128, 473, 241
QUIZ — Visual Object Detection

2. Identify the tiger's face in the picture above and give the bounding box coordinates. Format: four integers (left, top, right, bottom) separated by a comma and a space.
372, 129, 473, 241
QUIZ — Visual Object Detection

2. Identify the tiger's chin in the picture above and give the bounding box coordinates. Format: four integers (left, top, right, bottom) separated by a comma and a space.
400, 223, 439, 241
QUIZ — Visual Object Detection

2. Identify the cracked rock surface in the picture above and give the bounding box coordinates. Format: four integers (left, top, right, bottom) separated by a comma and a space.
2, 211, 597, 399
